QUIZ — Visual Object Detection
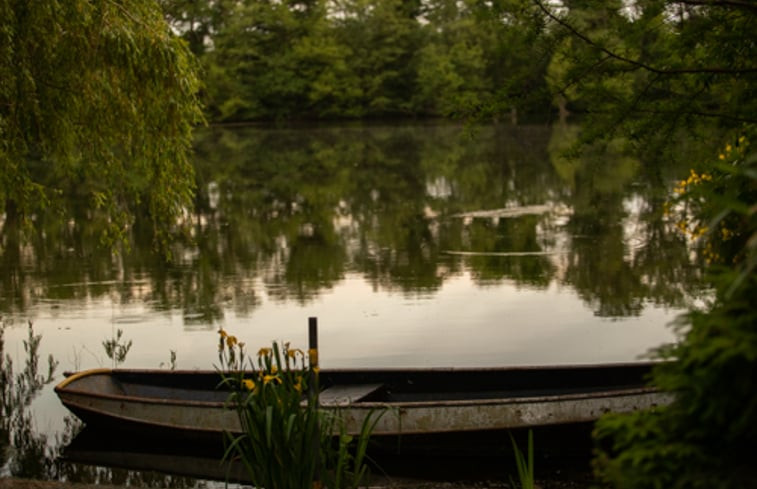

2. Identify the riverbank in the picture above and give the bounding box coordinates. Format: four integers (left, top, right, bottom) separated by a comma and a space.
0, 477, 597, 489
0, 480, 124, 489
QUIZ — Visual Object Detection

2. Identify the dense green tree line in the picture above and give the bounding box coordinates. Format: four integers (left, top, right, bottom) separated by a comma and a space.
159, 0, 756, 139
159, 0, 553, 122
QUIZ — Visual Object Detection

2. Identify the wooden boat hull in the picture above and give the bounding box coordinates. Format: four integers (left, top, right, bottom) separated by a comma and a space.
55, 363, 672, 439
343, 388, 668, 435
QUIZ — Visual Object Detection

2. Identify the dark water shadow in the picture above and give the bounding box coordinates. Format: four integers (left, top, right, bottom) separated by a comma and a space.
60, 423, 597, 486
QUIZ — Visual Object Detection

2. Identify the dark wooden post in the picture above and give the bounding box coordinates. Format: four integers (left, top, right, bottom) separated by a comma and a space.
309, 317, 321, 488
309, 316, 319, 403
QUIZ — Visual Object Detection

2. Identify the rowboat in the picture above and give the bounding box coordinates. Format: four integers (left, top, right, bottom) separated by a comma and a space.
55, 362, 670, 440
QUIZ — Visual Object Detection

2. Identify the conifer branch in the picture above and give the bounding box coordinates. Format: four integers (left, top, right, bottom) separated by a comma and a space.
671, 0, 757, 13
533, 0, 757, 75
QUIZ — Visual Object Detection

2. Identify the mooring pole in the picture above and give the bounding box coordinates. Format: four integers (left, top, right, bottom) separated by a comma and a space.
308, 316, 321, 489
308, 316, 319, 405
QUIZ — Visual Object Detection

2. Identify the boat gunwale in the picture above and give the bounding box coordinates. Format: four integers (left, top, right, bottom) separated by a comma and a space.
61, 360, 663, 378
55, 369, 231, 409
56, 368, 114, 390
55, 366, 662, 410
337, 386, 663, 410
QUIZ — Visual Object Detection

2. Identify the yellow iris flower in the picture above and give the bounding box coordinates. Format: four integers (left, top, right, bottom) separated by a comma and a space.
287, 348, 304, 359
263, 374, 282, 385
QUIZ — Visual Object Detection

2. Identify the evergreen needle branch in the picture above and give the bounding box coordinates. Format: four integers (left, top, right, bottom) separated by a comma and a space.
591, 106, 757, 124
599, 73, 665, 139
671, 0, 757, 13
533, 0, 757, 75
554, 54, 613, 98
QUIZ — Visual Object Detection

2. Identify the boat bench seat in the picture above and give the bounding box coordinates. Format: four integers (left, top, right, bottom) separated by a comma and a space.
318, 383, 383, 407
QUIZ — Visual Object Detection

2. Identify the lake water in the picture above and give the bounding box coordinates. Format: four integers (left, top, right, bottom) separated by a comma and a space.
0, 122, 704, 481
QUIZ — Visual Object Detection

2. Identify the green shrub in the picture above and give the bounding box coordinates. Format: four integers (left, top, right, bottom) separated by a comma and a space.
593, 135, 757, 488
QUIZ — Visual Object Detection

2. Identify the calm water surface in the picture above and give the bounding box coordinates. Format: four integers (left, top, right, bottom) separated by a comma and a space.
0, 122, 703, 481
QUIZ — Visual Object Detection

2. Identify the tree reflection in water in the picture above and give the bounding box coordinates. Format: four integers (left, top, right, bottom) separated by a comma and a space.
1, 321, 59, 478
0, 124, 706, 328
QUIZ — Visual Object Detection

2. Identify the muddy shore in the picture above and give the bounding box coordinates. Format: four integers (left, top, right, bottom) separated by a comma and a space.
0, 477, 597, 489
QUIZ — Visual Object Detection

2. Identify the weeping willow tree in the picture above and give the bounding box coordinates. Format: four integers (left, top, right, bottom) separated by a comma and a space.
0, 0, 203, 251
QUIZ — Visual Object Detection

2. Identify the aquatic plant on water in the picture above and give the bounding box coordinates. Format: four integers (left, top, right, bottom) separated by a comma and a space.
217, 329, 381, 489
102, 328, 132, 368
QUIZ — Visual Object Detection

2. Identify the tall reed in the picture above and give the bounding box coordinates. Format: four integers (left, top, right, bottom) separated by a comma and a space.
509, 430, 535, 489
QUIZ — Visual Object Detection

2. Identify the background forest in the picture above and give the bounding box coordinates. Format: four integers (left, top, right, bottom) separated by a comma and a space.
159, 0, 755, 156
160, 0, 553, 122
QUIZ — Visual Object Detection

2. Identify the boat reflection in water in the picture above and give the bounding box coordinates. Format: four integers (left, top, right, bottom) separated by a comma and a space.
63, 421, 617, 484
62, 428, 247, 484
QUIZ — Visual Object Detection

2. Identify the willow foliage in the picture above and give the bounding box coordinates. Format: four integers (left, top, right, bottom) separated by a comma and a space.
0, 0, 203, 250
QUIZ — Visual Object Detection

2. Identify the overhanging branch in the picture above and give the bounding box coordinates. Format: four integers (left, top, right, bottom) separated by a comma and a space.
672, 0, 757, 13
532, 0, 757, 76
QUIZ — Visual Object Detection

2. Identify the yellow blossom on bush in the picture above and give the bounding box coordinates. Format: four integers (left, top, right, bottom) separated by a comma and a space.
721, 226, 735, 240
242, 378, 256, 391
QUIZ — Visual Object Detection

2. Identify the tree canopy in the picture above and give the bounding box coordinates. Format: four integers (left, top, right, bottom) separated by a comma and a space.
162, 0, 553, 122
160, 0, 754, 136
1, 0, 203, 250
537, 0, 756, 152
